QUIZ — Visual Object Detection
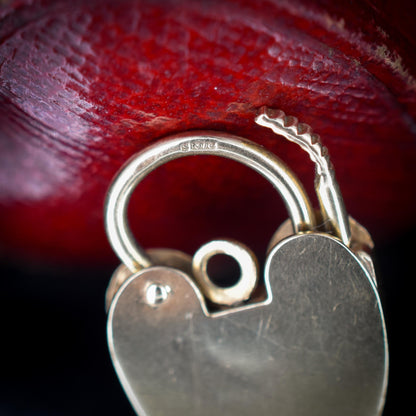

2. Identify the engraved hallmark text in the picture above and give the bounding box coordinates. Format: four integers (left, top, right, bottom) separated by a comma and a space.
180, 140, 218, 152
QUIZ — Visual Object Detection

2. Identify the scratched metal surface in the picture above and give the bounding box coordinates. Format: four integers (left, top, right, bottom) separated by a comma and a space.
108, 233, 387, 416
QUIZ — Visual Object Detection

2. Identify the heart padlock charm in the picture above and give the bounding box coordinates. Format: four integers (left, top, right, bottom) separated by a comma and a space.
108, 233, 387, 416
105, 109, 388, 416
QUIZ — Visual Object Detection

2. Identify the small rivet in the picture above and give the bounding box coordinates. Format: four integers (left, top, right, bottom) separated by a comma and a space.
145, 284, 171, 306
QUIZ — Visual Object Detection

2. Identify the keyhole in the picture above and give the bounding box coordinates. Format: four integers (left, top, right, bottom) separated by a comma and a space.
207, 253, 241, 288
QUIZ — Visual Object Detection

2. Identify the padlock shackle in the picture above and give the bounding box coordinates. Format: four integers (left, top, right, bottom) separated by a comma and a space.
105, 131, 315, 272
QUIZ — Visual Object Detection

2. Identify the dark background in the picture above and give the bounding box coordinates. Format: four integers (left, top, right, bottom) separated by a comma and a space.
1, 229, 410, 415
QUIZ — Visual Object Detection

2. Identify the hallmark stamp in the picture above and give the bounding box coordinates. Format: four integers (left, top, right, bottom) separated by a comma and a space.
180, 140, 217, 152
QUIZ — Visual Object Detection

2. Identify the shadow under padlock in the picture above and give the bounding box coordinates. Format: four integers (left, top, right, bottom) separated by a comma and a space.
104, 108, 388, 416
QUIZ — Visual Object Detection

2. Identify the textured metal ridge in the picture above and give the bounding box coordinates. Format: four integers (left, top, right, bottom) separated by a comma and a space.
255, 106, 351, 246
255, 106, 333, 175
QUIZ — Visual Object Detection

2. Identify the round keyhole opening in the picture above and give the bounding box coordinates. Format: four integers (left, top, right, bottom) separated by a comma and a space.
207, 253, 241, 288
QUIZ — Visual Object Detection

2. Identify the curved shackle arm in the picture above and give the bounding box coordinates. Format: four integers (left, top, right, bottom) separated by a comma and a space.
256, 107, 351, 246
105, 131, 316, 272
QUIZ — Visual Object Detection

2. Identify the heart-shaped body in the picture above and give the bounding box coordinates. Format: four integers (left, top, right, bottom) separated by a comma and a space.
108, 233, 388, 416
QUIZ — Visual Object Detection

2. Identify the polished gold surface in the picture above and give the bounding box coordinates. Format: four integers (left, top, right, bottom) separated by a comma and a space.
104, 131, 315, 273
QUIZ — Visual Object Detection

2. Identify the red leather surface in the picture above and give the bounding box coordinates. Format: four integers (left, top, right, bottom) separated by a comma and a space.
1, 0, 416, 266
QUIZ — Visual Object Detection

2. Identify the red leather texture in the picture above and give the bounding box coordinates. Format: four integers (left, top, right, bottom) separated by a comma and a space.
1, 0, 416, 266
